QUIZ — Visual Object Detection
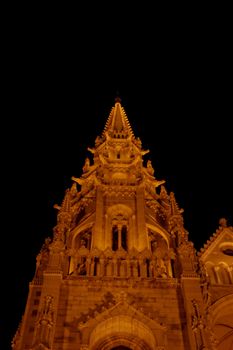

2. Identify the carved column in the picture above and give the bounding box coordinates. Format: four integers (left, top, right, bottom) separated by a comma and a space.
126, 257, 131, 277
86, 256, 92, 276
113, 257, 118, 276
99, 256, 105, 276
139, 257, 146, 277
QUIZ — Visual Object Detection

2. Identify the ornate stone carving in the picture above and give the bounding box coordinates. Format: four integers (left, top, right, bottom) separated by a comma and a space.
191, 299, 206, 350
32, 295, 54, 349
14, 98, 231, 350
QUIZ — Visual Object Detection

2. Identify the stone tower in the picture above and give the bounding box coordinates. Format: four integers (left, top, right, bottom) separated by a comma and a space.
12, 99, 233, 350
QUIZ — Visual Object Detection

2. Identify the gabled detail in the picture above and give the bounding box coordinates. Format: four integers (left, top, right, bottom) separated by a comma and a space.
67, 291, 166, 331
198, 218, 233, 259
67, 291, 166, 349
198, 219, 233, 286
68, 292, 116, 329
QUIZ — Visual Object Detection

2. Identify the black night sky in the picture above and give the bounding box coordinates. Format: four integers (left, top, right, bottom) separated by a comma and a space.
1, 6, 232, 350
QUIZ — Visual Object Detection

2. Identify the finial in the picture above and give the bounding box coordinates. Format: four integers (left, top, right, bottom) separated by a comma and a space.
219, 217, 227, 228
115, 90, 121, 103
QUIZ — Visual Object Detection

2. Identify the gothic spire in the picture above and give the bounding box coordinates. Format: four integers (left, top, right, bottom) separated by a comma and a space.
103, 98, 134, 139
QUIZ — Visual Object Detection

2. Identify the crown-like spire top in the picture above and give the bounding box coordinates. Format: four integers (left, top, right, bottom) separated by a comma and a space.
103, 98, 134, 139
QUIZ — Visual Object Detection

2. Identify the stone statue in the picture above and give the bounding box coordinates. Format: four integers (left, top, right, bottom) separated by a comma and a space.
147, 160, 155, 175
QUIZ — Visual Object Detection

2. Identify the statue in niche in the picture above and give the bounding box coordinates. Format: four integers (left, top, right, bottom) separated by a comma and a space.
199, 262, 212, 308
155, 252, 166, 277
157, 265, 167, 278
43, 295, 53, 317
80, 239, 87, 248
151, 240, 158, 252
77, 258, 87, 275
78, 231, 91, 250
149, 259, 156, 277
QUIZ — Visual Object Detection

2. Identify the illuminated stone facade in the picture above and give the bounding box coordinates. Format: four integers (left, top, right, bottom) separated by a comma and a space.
12, 99, 233, 349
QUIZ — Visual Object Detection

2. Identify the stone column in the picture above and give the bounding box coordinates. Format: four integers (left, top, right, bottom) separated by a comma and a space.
136, 186, 147, 250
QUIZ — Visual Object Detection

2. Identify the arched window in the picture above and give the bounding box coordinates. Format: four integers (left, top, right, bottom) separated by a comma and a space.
112, 225, 118, 251
108, 206, 132, 253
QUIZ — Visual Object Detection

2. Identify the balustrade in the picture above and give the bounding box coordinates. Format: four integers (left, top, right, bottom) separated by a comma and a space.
70, 253, 171, 278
